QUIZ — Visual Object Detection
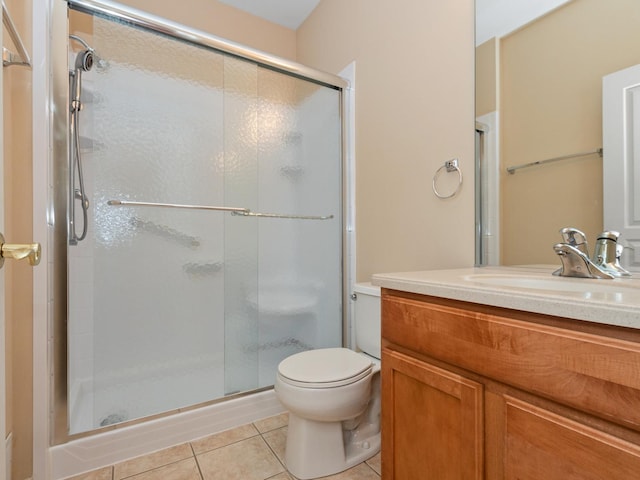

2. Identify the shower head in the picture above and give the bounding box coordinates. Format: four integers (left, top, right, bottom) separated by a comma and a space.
69, 34, 109, 73
68, 36, 97, 112
74, 49, 94, 72
70, 53, 91, 112
70, 34, 94, 73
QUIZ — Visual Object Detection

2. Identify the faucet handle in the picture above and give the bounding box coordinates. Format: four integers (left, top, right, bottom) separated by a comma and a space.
596, 230, 620, 242
593, 231, 631, 277
560, 227, 589, 255
594, 231, 619, 262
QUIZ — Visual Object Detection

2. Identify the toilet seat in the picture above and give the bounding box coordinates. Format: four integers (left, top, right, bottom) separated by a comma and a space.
278, 348, 373, 389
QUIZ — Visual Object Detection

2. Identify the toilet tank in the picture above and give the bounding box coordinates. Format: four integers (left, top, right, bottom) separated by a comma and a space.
353, 282, 381, 359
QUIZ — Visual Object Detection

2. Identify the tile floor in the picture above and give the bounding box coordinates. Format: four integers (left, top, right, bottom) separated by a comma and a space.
64, 413, 381, 480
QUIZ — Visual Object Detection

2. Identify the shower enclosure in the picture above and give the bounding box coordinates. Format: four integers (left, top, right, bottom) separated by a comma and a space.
55, 0, 347, 439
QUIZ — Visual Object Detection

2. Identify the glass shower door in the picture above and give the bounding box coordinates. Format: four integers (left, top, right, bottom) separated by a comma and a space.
223, 63, 343, 394
67, 14, 232, 433
66, 8, 342, 436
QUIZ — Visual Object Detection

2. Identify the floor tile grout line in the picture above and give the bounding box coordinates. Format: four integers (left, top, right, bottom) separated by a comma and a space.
259, 429, 288, 475
253, 425, 285, 435
362, 459, 381, 478
189, 430, 262, 456
111, 442, 196, 480
264, 472, 294, 480
189, 442, 206, 480
116, 455, 197, 480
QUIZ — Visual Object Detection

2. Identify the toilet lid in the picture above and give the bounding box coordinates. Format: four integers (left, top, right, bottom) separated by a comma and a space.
278, 348, 373, 387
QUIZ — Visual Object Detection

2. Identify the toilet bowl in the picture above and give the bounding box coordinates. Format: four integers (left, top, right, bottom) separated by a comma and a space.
274, 283, 381, 480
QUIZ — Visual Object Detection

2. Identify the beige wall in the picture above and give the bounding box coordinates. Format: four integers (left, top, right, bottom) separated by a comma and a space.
499, 0, 640, 265
476, 37, 498, 117
118, 0, 297, 60
297, 0, 476, 281
3, 0, 33, 478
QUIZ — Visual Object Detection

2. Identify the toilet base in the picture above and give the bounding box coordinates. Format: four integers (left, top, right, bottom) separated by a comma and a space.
284, 413, 381, 480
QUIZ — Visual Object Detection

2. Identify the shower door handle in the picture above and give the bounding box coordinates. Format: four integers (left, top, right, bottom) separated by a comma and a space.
0, 233, 41, 268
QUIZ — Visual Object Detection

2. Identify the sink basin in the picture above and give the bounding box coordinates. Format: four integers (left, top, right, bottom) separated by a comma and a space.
463, 273, 640, 297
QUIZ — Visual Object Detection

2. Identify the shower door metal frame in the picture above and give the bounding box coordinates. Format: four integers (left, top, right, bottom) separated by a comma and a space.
51, 0, 351, 445
475, 123, 486, 266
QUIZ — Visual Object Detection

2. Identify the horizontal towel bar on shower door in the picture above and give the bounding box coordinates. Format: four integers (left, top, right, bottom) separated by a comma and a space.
108, 200, 250, 213
231, 211, 334, 221
108, 200, 334, 220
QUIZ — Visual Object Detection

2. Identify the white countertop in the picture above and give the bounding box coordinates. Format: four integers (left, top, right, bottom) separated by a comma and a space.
372, 265, 640, 329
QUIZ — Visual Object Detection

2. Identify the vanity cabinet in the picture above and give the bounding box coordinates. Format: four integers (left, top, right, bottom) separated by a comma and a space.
381, 288, 640, 479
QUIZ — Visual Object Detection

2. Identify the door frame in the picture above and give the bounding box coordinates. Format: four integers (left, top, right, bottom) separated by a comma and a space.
32, 0, 53, 478
1, 4, 7, 477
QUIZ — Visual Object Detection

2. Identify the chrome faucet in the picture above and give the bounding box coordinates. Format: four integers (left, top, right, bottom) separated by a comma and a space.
553, 228, 631, 279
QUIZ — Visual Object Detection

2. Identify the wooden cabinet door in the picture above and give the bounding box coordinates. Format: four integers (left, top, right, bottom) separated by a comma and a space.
381, 348, 484, 480
503, 396, 640, 480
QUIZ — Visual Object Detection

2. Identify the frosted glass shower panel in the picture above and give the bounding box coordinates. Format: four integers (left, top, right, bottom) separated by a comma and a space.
67, 14, 227, 433
253, 70, 343, 387
222, 62, 343, 394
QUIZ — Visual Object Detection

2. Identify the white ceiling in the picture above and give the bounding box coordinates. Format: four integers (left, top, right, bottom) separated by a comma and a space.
218, 0, 321, 30
218, 0, 571, 43
476, 0, 571, 45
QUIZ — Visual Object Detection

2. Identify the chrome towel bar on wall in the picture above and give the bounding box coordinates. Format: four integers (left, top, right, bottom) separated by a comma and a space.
506, 148, 603, 174
107, 200, 334, 221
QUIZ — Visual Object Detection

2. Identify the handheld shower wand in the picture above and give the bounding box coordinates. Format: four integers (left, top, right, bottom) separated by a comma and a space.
71, 49, 93, 112
69, 36, 94, 244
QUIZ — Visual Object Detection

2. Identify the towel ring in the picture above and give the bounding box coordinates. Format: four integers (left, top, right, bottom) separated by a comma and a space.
432, 158, 463, 199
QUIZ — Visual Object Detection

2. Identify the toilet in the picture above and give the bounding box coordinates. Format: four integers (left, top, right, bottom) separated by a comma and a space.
274, 283, 381, 479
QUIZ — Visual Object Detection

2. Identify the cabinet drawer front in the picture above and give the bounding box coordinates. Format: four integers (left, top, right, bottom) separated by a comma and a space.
504, 396, 640, 480
382, 292, 640, 431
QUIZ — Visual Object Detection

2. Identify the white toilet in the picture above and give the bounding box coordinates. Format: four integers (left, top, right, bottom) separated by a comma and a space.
274, 283, 381, 480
